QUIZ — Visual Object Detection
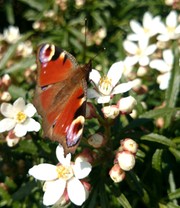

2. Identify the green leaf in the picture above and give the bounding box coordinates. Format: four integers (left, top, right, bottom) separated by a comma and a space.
140, 108, 179, 119
5, 56, 36, 74
168, 188, 180, 200
13, 139, 38, 155
12, 181, 37, 201
164, 46, 180, 126
169, 147, 180, 162
141, 133, 176, 147
117, 193, 132, 208
0, 32, 33, 71
152, 149, 163, 173
8, 85, 27, 100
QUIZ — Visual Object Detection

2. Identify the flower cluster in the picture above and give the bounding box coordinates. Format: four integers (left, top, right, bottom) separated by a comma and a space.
122, 10, 180, 90
109, 138, 138, 183
0, 97, 40, 145
29, 145, 92, 206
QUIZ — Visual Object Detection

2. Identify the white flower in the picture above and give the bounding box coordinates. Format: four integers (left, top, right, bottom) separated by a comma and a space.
87, 62, 133, 104
127, 12, 161, 41
0, 97, 40, 137
3, 26, 21, 44
29, 145, 92, 206
150, 49, 173, 90
157, 10, 180, 41
123, 39, 157, 66
17, 41, 33, 57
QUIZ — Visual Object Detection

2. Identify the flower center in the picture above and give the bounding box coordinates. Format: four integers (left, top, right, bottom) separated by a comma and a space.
98, 76, 113, 95
136, 48, 143, 56
167, 26, 175, 34
56, 165, 73, 180
15, 111, 27, 123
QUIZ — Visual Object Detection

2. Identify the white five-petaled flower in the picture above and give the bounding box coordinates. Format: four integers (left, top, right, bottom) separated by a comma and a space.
87, 62, 133, 103
28, 145, 92, 206
0, 97, 40, 137
157, 10, 180, 41
123, 38, 157, 66
127, 12, 161, 41
3, 25, 21, 44
150, 49, 174, 90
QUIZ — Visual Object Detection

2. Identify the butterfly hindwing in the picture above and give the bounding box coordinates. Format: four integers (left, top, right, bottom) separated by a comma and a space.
34, 44, 91, 155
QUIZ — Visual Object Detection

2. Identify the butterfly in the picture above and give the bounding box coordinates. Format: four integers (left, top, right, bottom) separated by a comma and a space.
34, 44, 92, 155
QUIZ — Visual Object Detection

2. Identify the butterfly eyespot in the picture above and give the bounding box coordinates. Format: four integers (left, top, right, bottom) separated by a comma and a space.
39, 44, 55, 63
66, 115, 85, 147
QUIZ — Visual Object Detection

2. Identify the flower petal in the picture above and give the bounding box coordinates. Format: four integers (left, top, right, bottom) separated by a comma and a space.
89, 69, 101, 86
73, 159, 92, 179
112, 82, 132, 94
123, 40, 138, 54
0, 118, 16, 132
139, 56, 149, 66
166, 11, 177, 28
14, 123, 27, 137
107, 61, 123, 87
28, 164, 58, 180
87, 88, 101, 99
150, 60, 170, 72
145, 44, 157, 55
0, 103, 14, 118
143, 12, 152, 28
23, 118, 41, 132
13, 97, 25, 112
56, 145, 71, 165
67, 177, 86, 206
43, 179, 66, 206
23, 103, 37, 117
130, 20, 143, 34
96, 95, 111, 104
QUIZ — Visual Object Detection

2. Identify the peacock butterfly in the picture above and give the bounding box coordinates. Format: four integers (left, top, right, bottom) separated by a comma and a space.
34, 44, 92, 155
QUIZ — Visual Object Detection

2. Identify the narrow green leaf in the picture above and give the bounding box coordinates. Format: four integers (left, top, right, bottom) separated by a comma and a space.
117, 193, 132, 208
0, 32, 33, 71
0, 44, 18, 70
167, 202, 180, 208
152, 149, 163, 173
140, 108, 179, 119
164, 46, 180, 126
141, 133, 176, 147
5, 56, 36, 74
168, 188, 180, 201
169, 147, 180, 162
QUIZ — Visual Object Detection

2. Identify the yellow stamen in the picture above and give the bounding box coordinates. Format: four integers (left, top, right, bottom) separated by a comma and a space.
15, 112, 27, 123
56, 165, 73, 180
98, 76, 113, 95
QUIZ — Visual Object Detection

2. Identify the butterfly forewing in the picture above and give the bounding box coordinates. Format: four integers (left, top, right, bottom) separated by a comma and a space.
34, 44, 91, 155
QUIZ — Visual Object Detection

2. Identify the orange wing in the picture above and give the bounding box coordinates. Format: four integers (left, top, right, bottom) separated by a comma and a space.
34, 44, 91, 155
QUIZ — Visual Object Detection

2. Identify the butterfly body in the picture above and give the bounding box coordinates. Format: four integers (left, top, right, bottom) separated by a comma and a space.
34, 44, 92, 155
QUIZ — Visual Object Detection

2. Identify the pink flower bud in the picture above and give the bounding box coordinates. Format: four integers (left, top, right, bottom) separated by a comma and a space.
101, 105, 119, 119
117, 96, 137, 114
88, 133, 105, 148
109, 164, 125, 183
116, 151, 136, 171
75, 148, 94, 164
1, 74, 11, 87
121, 138, 138, 154
6, 130, 20, 147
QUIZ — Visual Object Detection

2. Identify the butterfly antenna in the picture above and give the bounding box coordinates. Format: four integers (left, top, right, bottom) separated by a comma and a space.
83, 18, 88, 63
91, 47, 106, 62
